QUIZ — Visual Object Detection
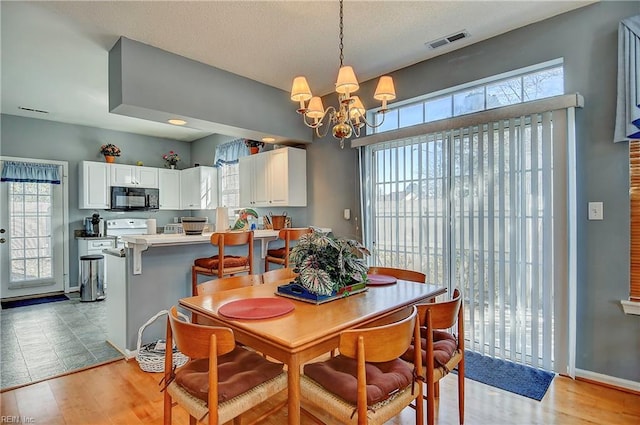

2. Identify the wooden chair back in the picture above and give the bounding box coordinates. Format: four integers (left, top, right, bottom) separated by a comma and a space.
416, 288, 462, 330
196, 274, 262, 295
261, 267, 298, 284
339, 305, 418, 363
166, 306, 236, 360
265, 228, 312, 271
368, 266, 426, 284
210, 231, 254, 260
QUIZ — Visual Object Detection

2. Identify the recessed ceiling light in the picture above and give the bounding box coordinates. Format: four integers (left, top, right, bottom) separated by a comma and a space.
168, 118, 187, 126
262, 137, 275, 143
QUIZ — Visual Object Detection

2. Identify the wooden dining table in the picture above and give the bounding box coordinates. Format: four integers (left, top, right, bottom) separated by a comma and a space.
178, 279, 446, 425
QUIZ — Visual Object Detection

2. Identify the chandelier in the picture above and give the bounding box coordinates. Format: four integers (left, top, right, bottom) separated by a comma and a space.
290, 0, 396, 148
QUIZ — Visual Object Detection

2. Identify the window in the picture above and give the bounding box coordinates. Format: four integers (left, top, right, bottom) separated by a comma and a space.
219, 163, 239, 209
369, 59, 564, 134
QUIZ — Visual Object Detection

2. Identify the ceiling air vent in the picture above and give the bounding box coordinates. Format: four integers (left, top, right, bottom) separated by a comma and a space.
426, 30, 470, 50
18, 106, 49, 114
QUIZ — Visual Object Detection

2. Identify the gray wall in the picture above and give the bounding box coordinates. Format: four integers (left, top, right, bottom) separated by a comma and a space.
334, 1, 638, 381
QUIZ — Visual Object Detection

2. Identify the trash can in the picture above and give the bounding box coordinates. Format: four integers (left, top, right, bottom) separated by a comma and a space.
80, 254, 105, 302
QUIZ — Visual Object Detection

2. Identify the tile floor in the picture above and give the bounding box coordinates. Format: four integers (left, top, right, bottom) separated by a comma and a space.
0, 294, 123, 390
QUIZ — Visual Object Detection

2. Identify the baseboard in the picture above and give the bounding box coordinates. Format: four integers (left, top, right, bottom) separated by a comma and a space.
575, 368, 640, 394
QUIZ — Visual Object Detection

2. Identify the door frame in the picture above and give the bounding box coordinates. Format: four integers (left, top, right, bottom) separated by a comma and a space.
0, 156, 70, 294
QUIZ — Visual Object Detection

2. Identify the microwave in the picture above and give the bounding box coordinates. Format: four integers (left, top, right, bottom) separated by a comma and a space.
110, 186, 159, 211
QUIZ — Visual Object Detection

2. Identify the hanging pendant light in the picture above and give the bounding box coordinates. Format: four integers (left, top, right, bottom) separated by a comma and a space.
290, 0, 396, 148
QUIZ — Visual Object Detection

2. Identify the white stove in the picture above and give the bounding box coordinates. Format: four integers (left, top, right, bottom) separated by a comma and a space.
106, 218, 149, 248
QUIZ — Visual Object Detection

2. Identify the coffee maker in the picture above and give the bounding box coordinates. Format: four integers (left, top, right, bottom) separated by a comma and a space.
84, 213, 104, 237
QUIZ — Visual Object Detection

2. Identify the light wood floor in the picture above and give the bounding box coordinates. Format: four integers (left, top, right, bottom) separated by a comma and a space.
1, 358, 638, 424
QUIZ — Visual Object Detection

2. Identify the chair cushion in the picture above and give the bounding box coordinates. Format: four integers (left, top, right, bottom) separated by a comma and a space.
174, 346, 284, 403
194, 255, 249, 270
402, 329, 458, 369
266, 247, 288, 258
303, 355, 412, 406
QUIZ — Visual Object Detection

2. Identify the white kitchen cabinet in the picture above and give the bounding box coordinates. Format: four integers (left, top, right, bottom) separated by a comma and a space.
109, 164, 159, 188
158, 168, 181, 210
180, 166, 217, 209
239, 147, 306, 207
79, 161, 110, 209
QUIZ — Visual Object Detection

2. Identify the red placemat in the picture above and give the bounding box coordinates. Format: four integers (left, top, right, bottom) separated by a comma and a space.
366, 274, 398, 285
218, 298, 295, 319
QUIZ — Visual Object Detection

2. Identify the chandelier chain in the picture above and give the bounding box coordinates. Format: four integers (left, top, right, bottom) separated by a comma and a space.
338, 0, 344, 67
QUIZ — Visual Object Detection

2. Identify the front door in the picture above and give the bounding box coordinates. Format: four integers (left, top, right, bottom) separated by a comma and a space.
0, 159, 65, 299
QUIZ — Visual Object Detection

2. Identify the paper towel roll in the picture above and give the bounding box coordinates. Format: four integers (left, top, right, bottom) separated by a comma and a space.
216, 207, 229, 232
146, 218, 157, 235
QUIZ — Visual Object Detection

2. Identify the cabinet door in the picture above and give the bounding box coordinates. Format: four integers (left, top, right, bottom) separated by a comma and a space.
158, 169, 181, 210
267, 149, 289, 206
253, 153, 270, 206
239, 156, 253, 206
79, 161, 109, 209
136, 167, 159, 188
109, 164, 135, 186
180, 167, 217, 209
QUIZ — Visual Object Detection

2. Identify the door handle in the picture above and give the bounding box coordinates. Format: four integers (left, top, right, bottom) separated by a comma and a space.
0, 228, 5, 233
0, 238, 5, 243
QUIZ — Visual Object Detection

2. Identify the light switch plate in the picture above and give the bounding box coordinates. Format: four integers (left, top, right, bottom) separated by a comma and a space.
588, 202, 603, 220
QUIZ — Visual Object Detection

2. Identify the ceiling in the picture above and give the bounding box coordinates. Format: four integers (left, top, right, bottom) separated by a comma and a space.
0, 1, 594, 142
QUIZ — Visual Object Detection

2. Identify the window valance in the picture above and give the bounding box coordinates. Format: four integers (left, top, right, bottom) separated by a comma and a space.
614, 14, 640, 142
213, 139, 249, 167
1, 161, 61, 184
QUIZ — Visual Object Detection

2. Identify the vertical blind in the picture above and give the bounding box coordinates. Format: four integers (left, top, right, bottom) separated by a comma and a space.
359, 94, 581, 372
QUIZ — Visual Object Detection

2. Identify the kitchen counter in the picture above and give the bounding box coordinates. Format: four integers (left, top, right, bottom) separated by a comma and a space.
122, 230, 280, 274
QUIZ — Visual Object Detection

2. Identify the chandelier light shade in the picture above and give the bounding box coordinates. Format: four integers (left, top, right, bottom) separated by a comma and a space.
290, 0, 396, 148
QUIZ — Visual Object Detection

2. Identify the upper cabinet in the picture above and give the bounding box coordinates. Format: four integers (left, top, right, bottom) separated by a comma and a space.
109, 164, 159, 188
158, 168, 181, 210
180, 166, 217, 210
239, 147, 306, 207
79, 161, 110, 209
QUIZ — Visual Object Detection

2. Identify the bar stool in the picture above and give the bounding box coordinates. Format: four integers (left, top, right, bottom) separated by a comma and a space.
264, 227, 312, 271
191, 231, 254, 296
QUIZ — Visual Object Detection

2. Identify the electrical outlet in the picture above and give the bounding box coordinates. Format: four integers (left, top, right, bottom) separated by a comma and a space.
588, 202, 603, 220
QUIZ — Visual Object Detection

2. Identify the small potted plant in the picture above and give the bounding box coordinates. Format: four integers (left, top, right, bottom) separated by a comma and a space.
100, 144, 121, 163
245, 139, 265, 155
162, 151, 180, 169
279, 230, 370, 302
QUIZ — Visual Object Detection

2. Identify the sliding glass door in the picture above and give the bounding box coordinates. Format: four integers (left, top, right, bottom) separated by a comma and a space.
362, 103, 575, 373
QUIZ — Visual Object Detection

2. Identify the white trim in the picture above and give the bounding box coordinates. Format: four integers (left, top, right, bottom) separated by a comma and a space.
567, 107, 578, 379
621, 299, 640, 315
575, 368, 640, 393
0, 156, 70, 294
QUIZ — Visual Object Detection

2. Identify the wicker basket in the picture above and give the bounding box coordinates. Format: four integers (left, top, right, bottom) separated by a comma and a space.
136, 310, 189, 373
181, 217, 208, 235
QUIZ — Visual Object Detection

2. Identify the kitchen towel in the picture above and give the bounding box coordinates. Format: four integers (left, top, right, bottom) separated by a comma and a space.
216, 207, 229, 232
146, 218, 157, 235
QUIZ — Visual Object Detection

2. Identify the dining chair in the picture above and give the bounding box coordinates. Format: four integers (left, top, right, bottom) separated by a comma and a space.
300, 305, 423, 425
404, 288, 464, 425
367, 266, 426, 284
191, 231, 254, 296
163, 306, 287, 425
264, 227, 312, 271
261, 267, 298, 284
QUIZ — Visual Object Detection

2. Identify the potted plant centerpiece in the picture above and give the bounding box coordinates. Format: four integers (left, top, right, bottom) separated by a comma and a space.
100, 143, 121, 163
277, 230, 370, 303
